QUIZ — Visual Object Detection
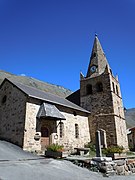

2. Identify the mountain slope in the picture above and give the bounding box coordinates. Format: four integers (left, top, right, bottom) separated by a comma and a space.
125, 108, 135, 129
0, 70, 72, 98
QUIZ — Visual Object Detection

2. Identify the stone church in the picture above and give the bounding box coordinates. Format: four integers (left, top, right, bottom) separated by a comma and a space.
0, 35, 128, 153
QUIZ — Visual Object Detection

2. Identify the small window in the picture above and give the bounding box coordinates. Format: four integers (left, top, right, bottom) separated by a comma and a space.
116, 85, 119, 96
1, 95, 7, 104
75, 124, 79, 138
91, 52, 96, 59
59, 122, 64, 138
73, 111, 77, 116
112, 82, 115, 93
96, 82, 103, 92
86, 84, 92, 95
93, 52, 96, 57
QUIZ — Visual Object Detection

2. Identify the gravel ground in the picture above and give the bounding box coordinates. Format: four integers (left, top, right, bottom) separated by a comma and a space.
0, 140, 135, 180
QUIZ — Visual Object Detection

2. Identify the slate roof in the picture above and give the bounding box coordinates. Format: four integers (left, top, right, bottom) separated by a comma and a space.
0, 70, 72, 98
86, 35, 110, 78
66, 89, 80, 106
3, 78, 90, 114
36, 102, 66, 120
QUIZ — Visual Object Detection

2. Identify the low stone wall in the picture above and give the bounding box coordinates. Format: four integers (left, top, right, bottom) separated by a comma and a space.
67, 156, 135, 177
92, 157, 135, 176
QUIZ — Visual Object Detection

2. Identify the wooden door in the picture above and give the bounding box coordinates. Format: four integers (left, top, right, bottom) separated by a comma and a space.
41, 127, 50, 150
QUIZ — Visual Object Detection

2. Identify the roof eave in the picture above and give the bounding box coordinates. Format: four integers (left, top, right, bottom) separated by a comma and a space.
29, 94, 90, 115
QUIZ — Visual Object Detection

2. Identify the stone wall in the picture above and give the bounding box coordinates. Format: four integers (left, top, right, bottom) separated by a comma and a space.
0, 80, 26, 147
95, 158, 135, 176
80, 70, 128, 149
115, 116, 129, 149
23, 101, 41, 152
0, 80, 90, 153
110, 75, 124, 118
89, 114, 117, 146
23, 101, 90, 153
80, 73, 113, 114
128, 129, 135, 150
110, 75, 128, 149
55, 107, 90, 152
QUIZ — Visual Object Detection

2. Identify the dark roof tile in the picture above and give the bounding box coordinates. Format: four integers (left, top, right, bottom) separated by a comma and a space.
5, 79, 90, 114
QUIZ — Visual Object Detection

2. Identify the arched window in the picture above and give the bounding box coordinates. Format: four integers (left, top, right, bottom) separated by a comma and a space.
59, 122, 64, 138
112, 82, 115, 93
73, 111, 77, 116
86, 84, 92, 95
116, 85, 119, 96
1, 95, 7, 104
96, 82, 103, 92
93, 52, 96, 57
75, 124, 79, 138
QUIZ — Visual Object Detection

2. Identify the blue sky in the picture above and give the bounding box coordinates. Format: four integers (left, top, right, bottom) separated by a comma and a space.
0, 0, 135, 109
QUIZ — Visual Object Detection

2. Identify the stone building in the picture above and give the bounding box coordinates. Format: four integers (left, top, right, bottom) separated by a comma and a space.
0, 79, 90, 152
127, 127, 135, 150
0, 35, 128, 152
79, 35, 128, 149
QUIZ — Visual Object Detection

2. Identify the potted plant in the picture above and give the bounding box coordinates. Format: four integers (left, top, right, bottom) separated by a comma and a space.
102, 145, 126, 159
45, 143, 64, 158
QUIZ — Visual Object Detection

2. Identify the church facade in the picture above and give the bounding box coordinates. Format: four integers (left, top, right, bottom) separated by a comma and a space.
0, 36, 128, 153
0, 79, 90, 153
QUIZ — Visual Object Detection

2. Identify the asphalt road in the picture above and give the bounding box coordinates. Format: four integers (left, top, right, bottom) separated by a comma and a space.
0, 140, 135, 180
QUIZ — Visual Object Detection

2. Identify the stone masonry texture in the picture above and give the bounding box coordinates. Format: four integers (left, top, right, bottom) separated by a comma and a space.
0, 80, 90, 152
0, 80, 27, 147
80, 36, 128, 150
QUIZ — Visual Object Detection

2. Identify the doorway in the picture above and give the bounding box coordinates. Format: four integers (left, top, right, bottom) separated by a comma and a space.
41, 126, 50, 150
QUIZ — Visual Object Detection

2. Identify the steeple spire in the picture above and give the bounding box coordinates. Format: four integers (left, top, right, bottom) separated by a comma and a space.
86, 35, 109, 78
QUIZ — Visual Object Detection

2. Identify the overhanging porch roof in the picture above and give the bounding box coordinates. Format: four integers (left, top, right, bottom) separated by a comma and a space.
37, 102, 66, 120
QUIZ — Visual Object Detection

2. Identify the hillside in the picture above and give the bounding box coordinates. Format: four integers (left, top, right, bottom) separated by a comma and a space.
125, 108, 135, 129
0, 70, 72, 98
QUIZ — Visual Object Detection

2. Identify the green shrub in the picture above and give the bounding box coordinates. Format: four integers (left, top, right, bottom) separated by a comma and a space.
47, 143, 64, 152
126, 151, 135, 156
85, 142, 96, 152
102, 145, 124, 155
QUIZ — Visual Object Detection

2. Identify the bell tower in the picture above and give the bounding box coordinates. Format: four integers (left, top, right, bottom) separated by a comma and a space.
80, 35, 128, 149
